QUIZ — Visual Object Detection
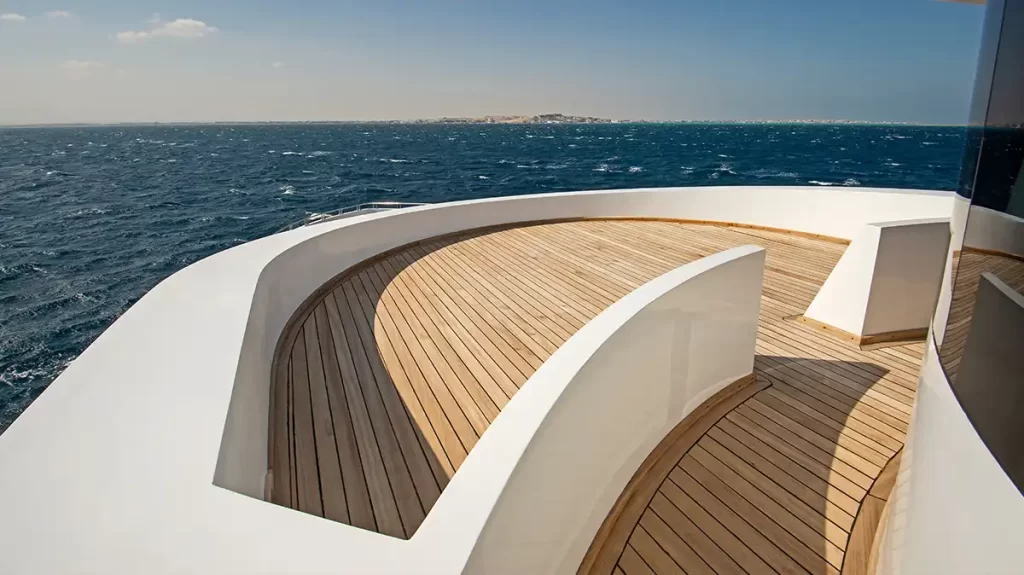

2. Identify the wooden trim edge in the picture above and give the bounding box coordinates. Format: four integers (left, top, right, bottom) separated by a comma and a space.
792, 315, 861, 345
599, 217, 851, 245
859, 328, 929, 348
577, 373, 765, 575
956, 246, 1024, 264
840, 449, 903, 575
793, 315, 927, 350
867, 496, 893, 575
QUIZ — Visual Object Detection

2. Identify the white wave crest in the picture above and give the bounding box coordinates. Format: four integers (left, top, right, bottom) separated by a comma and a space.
69, 207, 109, 217
1, 366, 58, 387
750, 169, 798, 178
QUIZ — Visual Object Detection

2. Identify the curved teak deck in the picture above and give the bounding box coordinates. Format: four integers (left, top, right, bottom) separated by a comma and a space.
267, 218, 921, 569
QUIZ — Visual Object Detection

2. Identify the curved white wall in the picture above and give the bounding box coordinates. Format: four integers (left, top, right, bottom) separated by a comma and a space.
460, 245, 764, 574
932, 194, 972, 345
0, 186, 953, 574
222, 186, 954, 498
875, 335, 1024, 574
962, 205, 1024, 257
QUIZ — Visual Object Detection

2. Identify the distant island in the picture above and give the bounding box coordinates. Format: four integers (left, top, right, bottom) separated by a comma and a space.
394, 113, 622, 125
375, 114, 926, 126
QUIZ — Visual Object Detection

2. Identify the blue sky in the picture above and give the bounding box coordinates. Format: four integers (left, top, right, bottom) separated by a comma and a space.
0, 1, 986, 124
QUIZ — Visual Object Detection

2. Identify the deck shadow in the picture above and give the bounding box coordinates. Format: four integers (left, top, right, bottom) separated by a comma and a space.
713, 354, 904, 574
582, 352, 912, 575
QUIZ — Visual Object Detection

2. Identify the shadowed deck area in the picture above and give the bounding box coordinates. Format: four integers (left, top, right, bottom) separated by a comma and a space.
268, 219, 921, 572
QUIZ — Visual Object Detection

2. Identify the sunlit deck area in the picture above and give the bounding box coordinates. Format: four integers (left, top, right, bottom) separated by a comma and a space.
268, 218, 920, 573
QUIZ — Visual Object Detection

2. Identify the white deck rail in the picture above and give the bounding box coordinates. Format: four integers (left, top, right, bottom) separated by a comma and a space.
278, 201, 428, 232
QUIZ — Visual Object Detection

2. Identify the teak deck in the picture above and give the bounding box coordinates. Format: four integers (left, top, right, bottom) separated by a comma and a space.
268, 219, 923, 574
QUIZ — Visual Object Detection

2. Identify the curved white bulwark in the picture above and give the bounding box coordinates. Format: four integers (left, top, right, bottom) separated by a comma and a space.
461, 245, 765, 574
0, 187, 953, 574
876, 334, 1024, 574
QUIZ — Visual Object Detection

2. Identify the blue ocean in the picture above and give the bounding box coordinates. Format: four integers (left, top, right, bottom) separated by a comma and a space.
0, 123, 964, 431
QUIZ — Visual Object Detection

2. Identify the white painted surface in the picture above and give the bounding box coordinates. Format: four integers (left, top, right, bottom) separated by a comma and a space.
935, 200, 1021, 346
864, 219, 951, 335
0, 187, 953, 574
962, 205, 1024, 257
461, 246, 764, 574
876, 335, 1024, 575
804, 219, 950, 337
804, 224, 880, 335
931, 195, 971, 346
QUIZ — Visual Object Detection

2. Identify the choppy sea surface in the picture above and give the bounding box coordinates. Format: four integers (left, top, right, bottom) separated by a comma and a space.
0, 123, 964, 431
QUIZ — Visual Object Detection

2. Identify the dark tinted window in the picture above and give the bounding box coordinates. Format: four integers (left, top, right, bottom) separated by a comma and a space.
939, 0, 1024, 492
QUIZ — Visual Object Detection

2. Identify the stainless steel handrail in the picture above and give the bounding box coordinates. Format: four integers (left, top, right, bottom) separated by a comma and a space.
278, 201, 428, 232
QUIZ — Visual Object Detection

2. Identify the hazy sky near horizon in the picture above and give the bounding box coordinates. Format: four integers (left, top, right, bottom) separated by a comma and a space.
0, 1, 985, 125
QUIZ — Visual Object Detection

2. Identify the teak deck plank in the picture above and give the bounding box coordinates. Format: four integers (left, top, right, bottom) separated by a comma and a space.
267, 218, 921, 567
630, 520, 694, 575
620, 545, 657, 575
693, 440, 849, 558
333, 283, 411, 538
303, 314, 349, 524
665, 467, 805, 574
648, 491, 745, 575
341, 275, 443, 515
376, 258, 509, 415
289, 334, 323, 517
270, 351, 293, 507
723, 409, 870, 500
319, 300, 377, 531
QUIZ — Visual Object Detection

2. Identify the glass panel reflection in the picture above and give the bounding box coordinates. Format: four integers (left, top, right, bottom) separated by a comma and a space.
939, 0, 1024, 493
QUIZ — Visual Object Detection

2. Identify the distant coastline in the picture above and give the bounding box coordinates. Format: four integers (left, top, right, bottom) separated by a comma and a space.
377, 114, 942, 126
0, 114, 963, 128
